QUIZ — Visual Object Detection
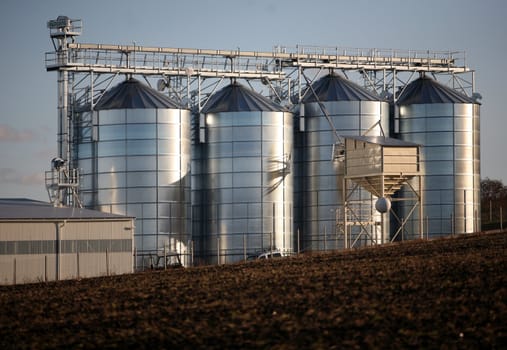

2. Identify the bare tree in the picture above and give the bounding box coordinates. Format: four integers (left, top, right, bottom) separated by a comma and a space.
481, 178, 507, 201
481, 178, 507, 228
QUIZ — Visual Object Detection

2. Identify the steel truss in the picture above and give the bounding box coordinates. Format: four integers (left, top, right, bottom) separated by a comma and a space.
46, 36, 474, 116
45, 16, 475, 215
338, 174, 423, 248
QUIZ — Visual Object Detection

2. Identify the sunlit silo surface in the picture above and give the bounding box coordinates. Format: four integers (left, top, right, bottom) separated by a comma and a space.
193, 82, 293, 264
296, 73, 389, 250
75, 78, 192, 267
396, 76, 480, 237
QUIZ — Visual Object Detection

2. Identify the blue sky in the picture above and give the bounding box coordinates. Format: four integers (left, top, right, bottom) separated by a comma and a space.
1, 0, 506, 200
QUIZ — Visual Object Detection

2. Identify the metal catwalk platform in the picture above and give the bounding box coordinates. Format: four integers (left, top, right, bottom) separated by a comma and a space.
46, 17, 474, 114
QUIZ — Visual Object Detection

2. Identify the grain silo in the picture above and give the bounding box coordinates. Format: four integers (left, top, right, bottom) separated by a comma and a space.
396, 74, 480, 237
74, 78, 192, 267
295, 73, 389, 250
193, 82, 293, 264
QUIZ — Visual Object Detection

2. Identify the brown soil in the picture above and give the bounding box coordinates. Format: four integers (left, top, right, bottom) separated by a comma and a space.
1, 232, 506, 349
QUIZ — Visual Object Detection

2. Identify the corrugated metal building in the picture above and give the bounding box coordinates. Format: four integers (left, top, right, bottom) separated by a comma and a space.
0, 198, 134, 285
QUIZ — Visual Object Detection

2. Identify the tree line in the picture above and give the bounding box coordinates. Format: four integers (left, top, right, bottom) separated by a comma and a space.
481, 178, 507, 230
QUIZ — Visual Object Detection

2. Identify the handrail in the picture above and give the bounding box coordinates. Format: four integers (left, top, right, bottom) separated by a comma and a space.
46, 42, 469, 75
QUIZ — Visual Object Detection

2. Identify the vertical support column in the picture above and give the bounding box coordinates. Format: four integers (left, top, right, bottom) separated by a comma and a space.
45, 255, 48, 282
464, 189, 467, 234
380, 175, 385, 245
392, 69, 397, 102
324, 225, 327, 250
186, 73, 191, 109
216, 203, 220, 264
297, 228, 300, 254
197, 75, 202, 112
419, 175, 424, 239
55, 38, 70, 164
272, 202, 275, 250
106, 248, 110, 276
472, 71, 476, 95
55, 221, 62, 281
243, 234, 246, 261
297, 65, 302, 102
57, 69, 69, 205
343, 177, 348, 249
13, 258, 16, 285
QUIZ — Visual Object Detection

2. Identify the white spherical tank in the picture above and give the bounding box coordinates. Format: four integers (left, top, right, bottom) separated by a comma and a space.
375, 197, 391, 213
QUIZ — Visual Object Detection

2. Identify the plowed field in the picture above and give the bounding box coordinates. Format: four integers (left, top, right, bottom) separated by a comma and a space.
1, 232, 506, 349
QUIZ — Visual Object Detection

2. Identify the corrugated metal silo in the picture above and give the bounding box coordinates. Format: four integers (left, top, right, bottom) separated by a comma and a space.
296, 73, 389, 250
194, 82, 293, 264
75, 78, 192, 267
396, 75, 480, 237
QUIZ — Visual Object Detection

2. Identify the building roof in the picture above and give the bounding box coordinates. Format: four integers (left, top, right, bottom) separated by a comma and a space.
94, 78, 183, 110
396, 76, 475, 105
201, 82, 286, 113
0, 198, 133, 221
302, 73, 381, 103
344, 135, 420, 147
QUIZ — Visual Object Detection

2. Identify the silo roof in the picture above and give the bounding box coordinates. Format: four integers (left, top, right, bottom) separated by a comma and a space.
396, 76, 475, 105
94, 78, 182, 110
302, 73, 380, 103
0, 198, 133, 221
201, 82, 286, 113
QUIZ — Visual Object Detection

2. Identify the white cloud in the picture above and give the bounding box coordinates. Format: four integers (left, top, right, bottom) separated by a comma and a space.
0, 168, 44, 185
0, 124, 37, 142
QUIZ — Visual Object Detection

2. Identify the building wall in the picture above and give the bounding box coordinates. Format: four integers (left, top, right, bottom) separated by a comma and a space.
0, 219, 133, 285
345, 140, 419, 176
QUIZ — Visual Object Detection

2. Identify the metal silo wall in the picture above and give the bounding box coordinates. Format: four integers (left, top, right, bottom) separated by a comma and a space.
190, 112, 206, 265
196, 110, 294, 264
297, 100, 389, 251
74, 110, 95, 208
396, 103, 480, 237
75, 108, 192, 267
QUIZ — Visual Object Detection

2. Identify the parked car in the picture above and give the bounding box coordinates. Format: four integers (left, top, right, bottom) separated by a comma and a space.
257, 250, 283, 259
246, 249, 288, 260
